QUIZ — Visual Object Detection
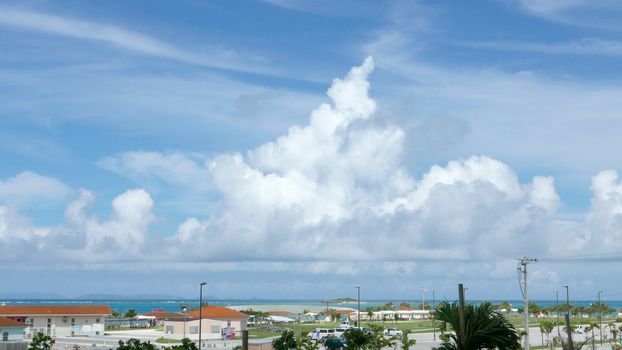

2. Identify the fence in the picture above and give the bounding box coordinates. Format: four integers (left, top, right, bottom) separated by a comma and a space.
0, 342, 28, 350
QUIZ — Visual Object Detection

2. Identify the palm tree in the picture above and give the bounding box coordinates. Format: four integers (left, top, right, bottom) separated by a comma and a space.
585, 322, 599, 350
611, 324, 619, 344
434, 301, 521, 350
539, 320, 555, 348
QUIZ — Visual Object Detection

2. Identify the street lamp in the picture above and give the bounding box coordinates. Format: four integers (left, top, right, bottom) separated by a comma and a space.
563, 286, 569, 316
598, 290, 603, 345
421, 287, 426, 310
563, 285, 573, 348
555, 289, 562, 339
199, 282, 207, 349
354, 285, 360, 327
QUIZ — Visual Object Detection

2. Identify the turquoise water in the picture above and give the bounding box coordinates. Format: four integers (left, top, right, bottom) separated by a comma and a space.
1, 299, 619, 314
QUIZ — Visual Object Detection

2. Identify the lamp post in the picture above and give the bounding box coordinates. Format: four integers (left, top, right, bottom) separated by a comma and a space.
598, 290, 603, 345
354, 285, 360, 327
555, 289, 562, 339
199, 282, 207, 349
421, 287, 426, 310
564, 285, 574, 350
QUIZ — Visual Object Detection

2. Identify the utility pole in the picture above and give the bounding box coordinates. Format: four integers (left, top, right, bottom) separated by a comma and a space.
598, 291, 603, 345
518, 257, 537, 350
555, 289, 562, 339
354, 285, 360, 327
421, 287, 426, 310
199, 282, 207, 350
458, 284, 466, 348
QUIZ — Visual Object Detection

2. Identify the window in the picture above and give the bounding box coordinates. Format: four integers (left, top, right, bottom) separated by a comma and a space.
96, 318, 100, 323
190, 326, 199, 334
211, 325, 220, 333
71, 318, 75, 326
2, 332, 8, 341
165, 326, 174, 334
227, 321, 231, 327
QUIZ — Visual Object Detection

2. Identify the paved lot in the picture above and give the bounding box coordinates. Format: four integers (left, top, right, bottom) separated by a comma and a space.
48, 325, 620, 350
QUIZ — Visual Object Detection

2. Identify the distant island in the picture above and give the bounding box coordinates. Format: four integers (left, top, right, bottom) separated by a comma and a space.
333, 298, 358, 303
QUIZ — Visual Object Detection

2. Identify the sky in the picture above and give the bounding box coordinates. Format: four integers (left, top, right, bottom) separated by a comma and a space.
2, 0, 622, 301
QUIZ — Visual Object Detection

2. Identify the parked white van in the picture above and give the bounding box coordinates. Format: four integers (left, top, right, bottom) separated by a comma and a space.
308, 328, 335, 340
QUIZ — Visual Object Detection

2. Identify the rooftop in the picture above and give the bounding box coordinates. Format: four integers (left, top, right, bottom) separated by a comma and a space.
0, 305, 112, 316
0, 317, 28, 327
189, 306, 248, 319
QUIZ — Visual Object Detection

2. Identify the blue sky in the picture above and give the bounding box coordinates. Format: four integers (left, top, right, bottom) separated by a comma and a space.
2, 0, 622, 301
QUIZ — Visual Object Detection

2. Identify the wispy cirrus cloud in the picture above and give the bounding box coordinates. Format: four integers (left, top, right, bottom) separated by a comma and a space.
512, 0, 622, 30
455, 38, 622, 57
0, 6, 271, 75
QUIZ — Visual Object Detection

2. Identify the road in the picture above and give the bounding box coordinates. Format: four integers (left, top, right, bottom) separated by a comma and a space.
48, 325, 619, 350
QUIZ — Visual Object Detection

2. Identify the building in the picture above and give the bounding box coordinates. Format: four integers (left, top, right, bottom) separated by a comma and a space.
163, 306, 247, 341
0, 317, 27, 342
138, 311, 187, 327
0, 305, 112, 338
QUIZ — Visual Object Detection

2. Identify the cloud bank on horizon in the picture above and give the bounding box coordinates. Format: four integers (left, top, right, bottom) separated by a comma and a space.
2, 57, 622, 271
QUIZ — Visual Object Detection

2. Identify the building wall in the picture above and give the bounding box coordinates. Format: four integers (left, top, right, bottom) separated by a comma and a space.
20, 316, 105, 338
163, 319, 247, 340
0, 327, 25, 342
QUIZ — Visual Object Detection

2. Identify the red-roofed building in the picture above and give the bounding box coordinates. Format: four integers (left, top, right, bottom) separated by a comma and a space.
0, 305, 111, 338
163, 306, 248, 342
0, 317, 27, 342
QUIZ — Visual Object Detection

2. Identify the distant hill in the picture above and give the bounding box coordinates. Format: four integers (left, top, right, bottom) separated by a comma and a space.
76, 294, 187, 300
0, 293, 65, 299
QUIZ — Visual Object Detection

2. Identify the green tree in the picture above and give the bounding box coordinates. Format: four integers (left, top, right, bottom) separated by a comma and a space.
366, 325, 396, 350
297, 338, 319, 350
610, 323, 619, 343
539, 320, 555, 348
117, 338, 156, 350
434, 301, 521, 350
273, 330, 297, 350
124, 309, 138, 318
499, 301, 512, 312
585, 322, 599, 350
400, 330, 417, 350
342, 328, 370, 350
166, 338, 198, 350
28, 332, 55, 350
367, 310, 374, 321
111, 310, 121, 317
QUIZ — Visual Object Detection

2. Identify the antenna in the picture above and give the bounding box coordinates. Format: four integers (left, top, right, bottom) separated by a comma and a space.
517, 256, 537, 350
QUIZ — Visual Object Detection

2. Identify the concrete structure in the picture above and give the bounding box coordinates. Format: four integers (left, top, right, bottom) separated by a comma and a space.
163, 306, 247, 340
0, 305, 111, 338
0, 318, 27, 342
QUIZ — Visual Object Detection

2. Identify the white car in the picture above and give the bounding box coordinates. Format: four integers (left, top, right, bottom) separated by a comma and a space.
308, 328, 334, 340
384, 328, 403, 336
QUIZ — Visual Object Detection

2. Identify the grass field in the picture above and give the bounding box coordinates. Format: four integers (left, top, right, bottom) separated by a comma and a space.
248, 316, 620, 339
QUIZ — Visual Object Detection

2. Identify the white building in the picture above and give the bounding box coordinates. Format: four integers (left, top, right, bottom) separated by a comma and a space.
163, 306, 248, 341
0, 305, 112, 338
0, 317, 27, 342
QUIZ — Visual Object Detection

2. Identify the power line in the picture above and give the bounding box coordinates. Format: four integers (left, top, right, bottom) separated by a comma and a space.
539, 251, 622, 262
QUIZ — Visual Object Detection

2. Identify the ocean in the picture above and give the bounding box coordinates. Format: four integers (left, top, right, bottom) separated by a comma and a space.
0, 299, 619, 314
